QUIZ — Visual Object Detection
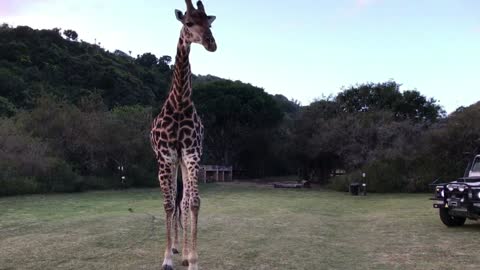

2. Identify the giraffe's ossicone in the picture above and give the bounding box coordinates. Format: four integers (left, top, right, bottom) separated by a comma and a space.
150, 1, 217, 270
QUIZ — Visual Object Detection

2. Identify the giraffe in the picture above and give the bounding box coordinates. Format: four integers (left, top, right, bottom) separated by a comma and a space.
150, 1, 216, 269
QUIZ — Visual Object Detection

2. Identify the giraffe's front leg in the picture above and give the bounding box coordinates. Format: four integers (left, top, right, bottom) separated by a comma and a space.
188, 191, 200, 270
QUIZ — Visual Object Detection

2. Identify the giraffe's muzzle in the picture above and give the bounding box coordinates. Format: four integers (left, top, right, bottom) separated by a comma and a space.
203, 35, 217, 52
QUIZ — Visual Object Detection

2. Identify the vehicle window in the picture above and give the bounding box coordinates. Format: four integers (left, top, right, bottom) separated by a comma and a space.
472, 158, 480, 172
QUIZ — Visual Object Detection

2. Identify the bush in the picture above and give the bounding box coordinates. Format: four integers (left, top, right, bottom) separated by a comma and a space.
327, 172, 359, 192
362, 159, 408, 193
82, 176, 118, 190
36, 160, 80, 193
128, 163, 157, 187
328, 160, 412, 193
0, 170, 39, 196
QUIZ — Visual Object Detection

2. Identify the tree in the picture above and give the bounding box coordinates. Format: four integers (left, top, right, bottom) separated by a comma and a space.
159, 55, 172, 65
193, 80, 284, 176
0, 96, 16, 117
136, 52, 158, 68
0, 117, 79, 195
0, 68, 27, 105
336, 81, 444, 122
417, 102, 480, 181
398, 90, 445, 122
63, 29, 78, 41
114, 50, 130, 58
158, 55, 172, 72
0, 26, 171, 109
336, 81, 402, 113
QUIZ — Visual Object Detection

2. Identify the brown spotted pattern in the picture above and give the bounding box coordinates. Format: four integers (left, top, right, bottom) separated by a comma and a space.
149, 1, 216, 269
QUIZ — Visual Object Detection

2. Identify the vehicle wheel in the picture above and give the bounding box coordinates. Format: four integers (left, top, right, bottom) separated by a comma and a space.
454, 217, 467, 226
439, 208, 466, 227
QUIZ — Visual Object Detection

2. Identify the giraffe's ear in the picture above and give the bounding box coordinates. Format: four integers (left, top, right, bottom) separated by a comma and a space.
175, 9, 184, 22
207, 15, 216, 24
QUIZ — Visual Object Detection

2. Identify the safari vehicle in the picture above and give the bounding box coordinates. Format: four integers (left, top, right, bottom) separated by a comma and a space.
432, 154, 480, 227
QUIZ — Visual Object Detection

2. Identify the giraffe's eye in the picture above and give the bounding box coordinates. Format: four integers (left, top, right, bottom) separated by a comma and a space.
186, 22, 194, 27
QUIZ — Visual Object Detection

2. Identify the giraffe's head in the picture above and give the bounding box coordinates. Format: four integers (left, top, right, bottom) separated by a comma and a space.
175, 0, 217, 52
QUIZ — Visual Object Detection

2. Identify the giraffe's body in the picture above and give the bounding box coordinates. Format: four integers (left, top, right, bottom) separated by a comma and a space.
150, 1, 216, 269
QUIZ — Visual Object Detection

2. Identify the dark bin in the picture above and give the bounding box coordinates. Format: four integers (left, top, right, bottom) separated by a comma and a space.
350, 183, 360, 196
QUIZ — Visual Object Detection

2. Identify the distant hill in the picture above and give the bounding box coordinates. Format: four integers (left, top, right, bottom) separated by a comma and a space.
0, 24, 300, 118
0, 24, 172, 112
192, 74, 224, 85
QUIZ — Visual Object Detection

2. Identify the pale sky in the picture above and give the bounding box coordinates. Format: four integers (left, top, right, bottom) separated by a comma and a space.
2, 0, 480, 113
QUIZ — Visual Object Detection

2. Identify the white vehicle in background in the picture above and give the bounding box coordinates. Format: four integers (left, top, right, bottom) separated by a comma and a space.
432, 155, 480, 227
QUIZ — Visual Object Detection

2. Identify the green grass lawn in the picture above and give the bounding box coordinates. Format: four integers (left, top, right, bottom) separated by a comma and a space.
1, 182, 479, 270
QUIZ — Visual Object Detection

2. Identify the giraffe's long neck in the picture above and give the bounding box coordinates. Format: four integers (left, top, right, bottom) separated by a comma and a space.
169, 31, 192, 105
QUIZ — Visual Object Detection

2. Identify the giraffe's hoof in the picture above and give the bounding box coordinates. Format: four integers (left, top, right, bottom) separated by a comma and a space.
162, 265, 174, 270
181, 259, 189, 266
172, 248, 179, 254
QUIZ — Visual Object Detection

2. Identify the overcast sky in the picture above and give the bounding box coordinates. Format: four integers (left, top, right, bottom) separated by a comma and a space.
2, 0, 480, 113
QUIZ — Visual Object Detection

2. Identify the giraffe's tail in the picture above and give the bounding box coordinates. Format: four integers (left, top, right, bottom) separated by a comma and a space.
175, 176, 183, 229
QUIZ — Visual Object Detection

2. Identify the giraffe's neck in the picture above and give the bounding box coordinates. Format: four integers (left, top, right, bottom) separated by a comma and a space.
168, 31, 192, 105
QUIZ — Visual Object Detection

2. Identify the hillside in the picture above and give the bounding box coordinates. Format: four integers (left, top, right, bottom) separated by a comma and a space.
0, 24, 172, 112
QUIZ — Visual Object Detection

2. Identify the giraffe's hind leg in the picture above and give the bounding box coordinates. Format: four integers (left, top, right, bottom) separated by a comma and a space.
157, 154, 178, 270
172, 166, 181, 255
172, 211, 180, 254
180, 161, 190, 266
182, 150, 201, 270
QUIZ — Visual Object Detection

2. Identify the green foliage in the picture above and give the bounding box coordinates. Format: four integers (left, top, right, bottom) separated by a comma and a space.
273, 94, 300, 115
326, 174, 353, 192
136, 52, 158, 68
0, 93, 158, 195
0, 96, 16, 117
63, 29, 78, 41
159, 55, 172, 65
0, 24, 476, 195
36, 160, 80, 193
362, 159, 408, 193
16, 95, 156, 185
0, 175, 39, 196
193, 80, 285, 176
326, 102, 480, 192
336, 81, 445, 122
0, 67, 27, 105
0, 25, 170, 109
414, 102, 480, 182
0, 117, 80, 195
291, 81, 446, 186
194, 80, 283, 128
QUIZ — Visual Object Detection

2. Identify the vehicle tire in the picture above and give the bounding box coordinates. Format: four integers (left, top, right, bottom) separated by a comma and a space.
439, 208, 466, 227
454, 217, 467, 226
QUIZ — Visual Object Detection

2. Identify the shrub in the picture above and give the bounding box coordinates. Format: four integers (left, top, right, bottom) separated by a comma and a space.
36, 160, 80, 193
327, 172, 360, 192
82, 176, 118, 190
0, 169, 39, 196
